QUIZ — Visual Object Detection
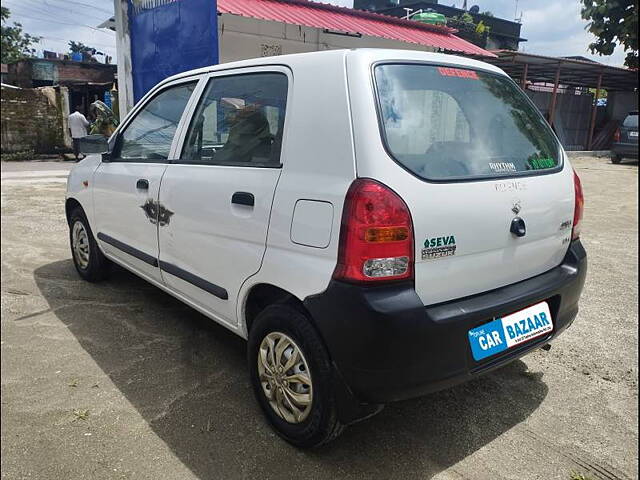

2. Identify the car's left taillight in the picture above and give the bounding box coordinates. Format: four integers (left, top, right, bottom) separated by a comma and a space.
333, 178, 414, 283
613, 128, 621, 143
572, 169, 584, 241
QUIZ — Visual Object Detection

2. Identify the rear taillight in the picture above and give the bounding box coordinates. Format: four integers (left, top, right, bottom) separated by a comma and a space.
572, 169, 584, 241
613, 128, 621, 142
333, 178, 414, 283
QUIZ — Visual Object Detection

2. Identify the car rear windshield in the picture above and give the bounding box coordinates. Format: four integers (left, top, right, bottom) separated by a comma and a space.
374, 64, 561, 181
623, 113, 638, 128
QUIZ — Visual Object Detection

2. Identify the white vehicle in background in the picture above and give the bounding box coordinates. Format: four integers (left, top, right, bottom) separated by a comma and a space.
65, 49, 587, 447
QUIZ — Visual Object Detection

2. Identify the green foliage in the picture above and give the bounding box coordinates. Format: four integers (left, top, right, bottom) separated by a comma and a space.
1, 7, 41, 64
581, 0, 638, 68
1, 150, 35, 161
459, 12, 474, 24
569, 472, 595, 480
68, 41, 96, 55
475, 20, 491, 36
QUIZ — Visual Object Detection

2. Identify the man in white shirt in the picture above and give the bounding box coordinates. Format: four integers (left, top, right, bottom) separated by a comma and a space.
68, 106, 90, 161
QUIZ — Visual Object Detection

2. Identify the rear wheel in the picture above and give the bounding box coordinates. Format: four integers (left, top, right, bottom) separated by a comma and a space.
612, 154, 622, 164
69, 207, 110, 282
248, 304, 344, 447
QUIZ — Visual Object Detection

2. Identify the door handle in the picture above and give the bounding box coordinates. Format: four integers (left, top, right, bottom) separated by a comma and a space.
136, 179, 149, 190
510, 216, 526, 237
231, 191, 254, 206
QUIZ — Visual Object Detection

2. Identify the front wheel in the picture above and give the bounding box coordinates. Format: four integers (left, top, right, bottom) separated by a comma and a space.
612, 154, 622, 164
69, 207, 110, 282
248, 304, 344, 448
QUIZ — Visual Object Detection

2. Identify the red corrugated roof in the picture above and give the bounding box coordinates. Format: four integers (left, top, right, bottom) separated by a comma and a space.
217, 0, 495, 57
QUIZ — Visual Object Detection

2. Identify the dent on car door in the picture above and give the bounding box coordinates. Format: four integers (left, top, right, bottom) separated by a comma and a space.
157, 70, 289, 328
92, 80, 199, 282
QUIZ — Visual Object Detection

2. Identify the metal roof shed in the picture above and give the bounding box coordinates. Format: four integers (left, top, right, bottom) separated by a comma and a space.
216, 0, 494, 58
482, 50, 639, 150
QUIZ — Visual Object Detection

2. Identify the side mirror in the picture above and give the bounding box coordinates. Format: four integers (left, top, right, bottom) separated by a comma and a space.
79, 134, 110, 155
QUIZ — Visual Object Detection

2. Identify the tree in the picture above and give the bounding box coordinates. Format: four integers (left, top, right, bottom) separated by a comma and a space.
1, 7, 41, 64
68, 40, 96, 55
581, 0, 638, 68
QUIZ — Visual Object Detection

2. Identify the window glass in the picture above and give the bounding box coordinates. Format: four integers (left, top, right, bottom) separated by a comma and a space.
623, 113, 638, 128
181, 73, 288, 166
116, 82, 197, 161
374, 64, 561, 180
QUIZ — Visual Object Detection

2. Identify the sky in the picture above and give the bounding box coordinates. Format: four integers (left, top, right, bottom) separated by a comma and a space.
1, 0, 629, 67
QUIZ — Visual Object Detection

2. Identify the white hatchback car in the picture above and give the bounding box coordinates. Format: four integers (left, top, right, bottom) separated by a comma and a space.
66, 49, 587, 447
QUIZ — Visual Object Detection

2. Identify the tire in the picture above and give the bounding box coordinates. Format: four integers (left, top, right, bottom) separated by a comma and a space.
612, 155, 622, 164
69, 206, 110, 282
248, 304, 344, 448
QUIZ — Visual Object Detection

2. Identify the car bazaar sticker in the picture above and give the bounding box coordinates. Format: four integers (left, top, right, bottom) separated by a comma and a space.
468, 302, 553, 361
422, 235, 456, 260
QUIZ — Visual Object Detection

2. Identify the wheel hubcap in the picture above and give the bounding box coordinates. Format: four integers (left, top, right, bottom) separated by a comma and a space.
258, 332, 313, 424
72, 221, 90, 269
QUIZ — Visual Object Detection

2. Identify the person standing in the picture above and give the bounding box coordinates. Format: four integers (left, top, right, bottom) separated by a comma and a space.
68, 106, 89, 161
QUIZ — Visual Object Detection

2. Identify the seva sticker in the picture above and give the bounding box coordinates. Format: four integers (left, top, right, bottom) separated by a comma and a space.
468, 302, 553, 361
422, 235, 456, 260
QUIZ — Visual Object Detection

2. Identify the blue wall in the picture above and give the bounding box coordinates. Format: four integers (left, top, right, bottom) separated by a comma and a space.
128, 0, 218, 102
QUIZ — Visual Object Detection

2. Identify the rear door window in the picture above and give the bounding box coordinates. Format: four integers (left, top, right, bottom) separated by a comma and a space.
374, 64, 561, 181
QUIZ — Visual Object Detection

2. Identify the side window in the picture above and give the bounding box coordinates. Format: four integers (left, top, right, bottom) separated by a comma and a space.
114, 82, 197, 162
181, 72, 288, 166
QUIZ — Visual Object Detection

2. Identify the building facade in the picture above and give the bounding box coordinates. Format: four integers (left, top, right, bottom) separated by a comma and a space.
353, 0, 526, 51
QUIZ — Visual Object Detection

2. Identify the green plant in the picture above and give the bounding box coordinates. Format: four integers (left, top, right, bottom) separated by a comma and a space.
68, 40, 97, 55
475, 20, 491, 36
1, 7, 40, 64
460, 12, 474, 23
581, 0, 638, 68
1, 150, 35, 161
569, 471, 595, 480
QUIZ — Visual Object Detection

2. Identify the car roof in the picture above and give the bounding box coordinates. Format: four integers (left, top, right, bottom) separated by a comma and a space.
158, 48, 507, 88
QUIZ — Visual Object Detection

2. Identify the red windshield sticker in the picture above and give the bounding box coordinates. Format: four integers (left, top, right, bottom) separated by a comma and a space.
437, 67, 479, 79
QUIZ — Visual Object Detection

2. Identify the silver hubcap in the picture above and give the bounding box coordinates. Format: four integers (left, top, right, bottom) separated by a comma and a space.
72, 221, 90, 269
258, 332, 313, 424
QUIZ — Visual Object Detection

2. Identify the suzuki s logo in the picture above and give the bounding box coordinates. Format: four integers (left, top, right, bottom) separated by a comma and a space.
511, 200, 522, 215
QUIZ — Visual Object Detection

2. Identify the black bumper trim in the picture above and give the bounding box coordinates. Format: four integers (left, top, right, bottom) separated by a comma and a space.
97, 232, 158, 267
304, 240, 587, 404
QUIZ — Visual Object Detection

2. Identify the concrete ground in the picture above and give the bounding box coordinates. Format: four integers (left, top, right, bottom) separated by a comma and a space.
1, 157, 638, 480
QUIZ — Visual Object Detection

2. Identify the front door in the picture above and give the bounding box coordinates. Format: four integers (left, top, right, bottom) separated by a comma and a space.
158, 69, 290, 327
93, 79, 200, 282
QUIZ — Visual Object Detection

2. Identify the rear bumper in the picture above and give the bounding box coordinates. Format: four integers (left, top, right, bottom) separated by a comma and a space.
612, 142, 638, 157
304, 240, 587, 405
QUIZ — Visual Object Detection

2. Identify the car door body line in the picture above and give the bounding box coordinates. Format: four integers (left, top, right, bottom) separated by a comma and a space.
97, 232, 159, 267
158, 261, 229, 300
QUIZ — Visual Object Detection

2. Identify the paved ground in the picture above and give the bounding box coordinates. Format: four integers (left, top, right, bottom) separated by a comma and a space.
1, 157, 638, 480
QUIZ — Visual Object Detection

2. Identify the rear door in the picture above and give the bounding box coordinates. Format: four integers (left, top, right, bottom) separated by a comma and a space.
368, 62, 575, 306
93, 79, 199, 282
157, 68, 289, 328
